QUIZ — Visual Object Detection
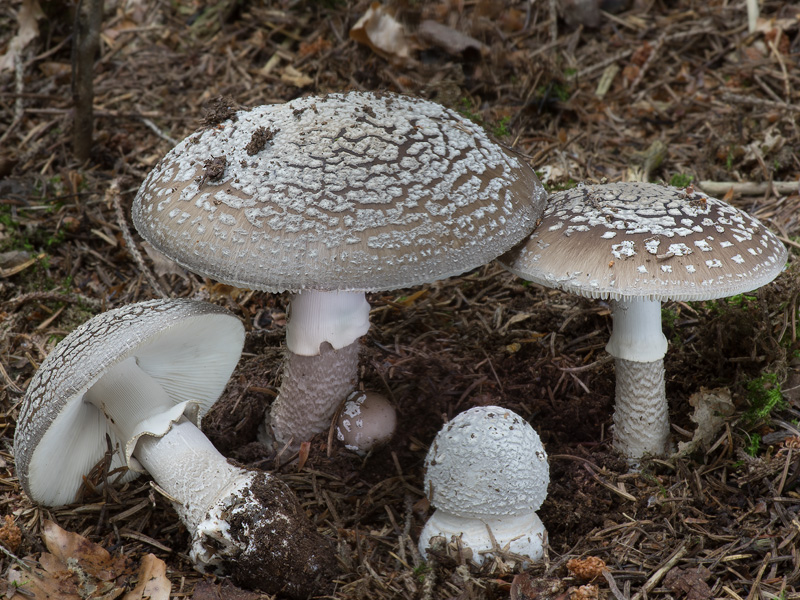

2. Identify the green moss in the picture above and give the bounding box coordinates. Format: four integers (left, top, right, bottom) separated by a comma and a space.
669, 173, 694, 188
744, 373, 786, 424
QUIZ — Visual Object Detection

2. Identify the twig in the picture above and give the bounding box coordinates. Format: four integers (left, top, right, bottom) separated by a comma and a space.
106, 178, 168, 298
3, 290, 102, 309
603, 569, 629, 600
140, 117, 177, 145
721, 93, 800, 113
697, 180, 799, 196
631, 543, 688, 600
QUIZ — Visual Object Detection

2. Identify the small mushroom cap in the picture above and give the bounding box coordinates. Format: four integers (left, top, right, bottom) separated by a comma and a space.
424, 406, 549, 519
500, 182, 787, 301
335, 391, 396, 453
13, 299, 244, 506
133, 91, 546, 293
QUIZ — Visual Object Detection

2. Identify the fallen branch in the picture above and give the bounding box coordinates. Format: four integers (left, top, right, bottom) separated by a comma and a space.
698, 180, 799, 196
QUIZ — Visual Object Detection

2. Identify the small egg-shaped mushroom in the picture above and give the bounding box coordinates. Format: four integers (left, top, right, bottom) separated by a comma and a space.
335, 391, 396, 454
418, 406, 549, 565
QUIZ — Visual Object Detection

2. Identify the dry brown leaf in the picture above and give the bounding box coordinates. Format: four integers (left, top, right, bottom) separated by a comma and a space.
417, 20, 486, 59
567, 556, 607, 580
664, 567, 713, 600
0, 0, 45, 72
122, 554, 171, 600
350, 2, 415, 66
676, 387, 734, 455
7, 521, 165, 600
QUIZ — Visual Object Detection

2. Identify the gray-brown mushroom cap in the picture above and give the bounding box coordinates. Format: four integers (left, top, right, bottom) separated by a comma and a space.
13, 299, 244, 506
499, 182, 787, 301
132, 91, 546, 293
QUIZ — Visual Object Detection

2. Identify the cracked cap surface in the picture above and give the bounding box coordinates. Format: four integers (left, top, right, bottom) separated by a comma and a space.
133, 91, 546, 293
499, 182, 788, 301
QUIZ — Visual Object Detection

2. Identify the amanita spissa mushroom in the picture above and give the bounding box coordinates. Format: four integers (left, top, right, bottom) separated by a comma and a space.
499, 182, 788, 459
419, 406, 549, 565
132, 91, 546, 453
13, 299, 337, 598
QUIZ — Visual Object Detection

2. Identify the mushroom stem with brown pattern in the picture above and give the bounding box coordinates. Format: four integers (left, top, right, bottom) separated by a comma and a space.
499, 182, 787, 461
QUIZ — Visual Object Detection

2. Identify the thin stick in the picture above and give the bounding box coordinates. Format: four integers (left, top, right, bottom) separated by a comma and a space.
698, 180, 799, 196
631, 543, 687, 600
107, 179, 168, 299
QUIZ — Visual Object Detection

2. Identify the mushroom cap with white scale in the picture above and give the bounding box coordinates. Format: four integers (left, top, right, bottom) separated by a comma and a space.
13, 299, 338, 598
132, 91, 547, 453
499, 182, 787, 459
419, 406, 549, 565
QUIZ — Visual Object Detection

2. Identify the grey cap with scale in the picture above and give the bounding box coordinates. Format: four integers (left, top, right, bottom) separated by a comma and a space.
500, 181, 787, 301
132, 91, 546, 293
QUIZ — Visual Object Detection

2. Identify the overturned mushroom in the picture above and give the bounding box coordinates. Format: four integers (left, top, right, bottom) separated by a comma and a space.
500, 182, 787, 459
13, 299, 337, 598
132, 91, 546, 453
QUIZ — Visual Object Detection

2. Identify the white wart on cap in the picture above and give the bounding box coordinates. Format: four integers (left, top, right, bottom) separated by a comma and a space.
499, 182, 788, 459
419, 406, 549, 565
132, 91, 547, 454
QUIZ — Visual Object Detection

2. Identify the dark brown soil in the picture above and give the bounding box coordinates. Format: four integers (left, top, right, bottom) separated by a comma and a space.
1, 1, 799, 599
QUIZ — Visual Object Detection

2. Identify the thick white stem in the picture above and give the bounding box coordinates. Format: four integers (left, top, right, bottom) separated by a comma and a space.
286, 290, 370, 356
605, 299, 670, 459
612, 358, 670, 459
134, 417, 247, 532
418, 509, 545, 565
263, 340, 360, 451
605, 299, 667, 363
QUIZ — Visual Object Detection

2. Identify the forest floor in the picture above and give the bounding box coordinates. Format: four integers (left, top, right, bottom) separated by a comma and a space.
1, 0, 800, 599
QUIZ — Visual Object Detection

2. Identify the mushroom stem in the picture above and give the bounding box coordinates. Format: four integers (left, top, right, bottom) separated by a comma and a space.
286, 289, 370, 356
133, 417, 244, 531
264, 340, 360, 452
605, 299, 670, 458
611, 358, 669, 458
419, 510, 546, 566
262, 289, 371, 451
83, 356, 193, 468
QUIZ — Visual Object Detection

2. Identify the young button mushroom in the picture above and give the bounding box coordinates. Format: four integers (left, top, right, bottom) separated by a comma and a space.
499, 182, 788, 459
132, 91, 547, 453
419, 406, 549, 566
13, 299, 337, 598
335, 390, 397, 454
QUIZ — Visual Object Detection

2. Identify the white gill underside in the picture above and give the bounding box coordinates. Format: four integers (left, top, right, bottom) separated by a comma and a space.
82, 356, 197, 471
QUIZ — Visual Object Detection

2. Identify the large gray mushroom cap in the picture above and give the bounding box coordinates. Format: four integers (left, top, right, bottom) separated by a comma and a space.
14, 299, 244, 506
500, 182, 787, 301
132, 91, 546, 293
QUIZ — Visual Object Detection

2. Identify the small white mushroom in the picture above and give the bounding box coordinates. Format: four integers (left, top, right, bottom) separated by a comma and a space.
132, 92, 547, 454
335, 390, 396, 454
418, 406, 549, 565
13, 299, 336, 598
499, 182, 788, 459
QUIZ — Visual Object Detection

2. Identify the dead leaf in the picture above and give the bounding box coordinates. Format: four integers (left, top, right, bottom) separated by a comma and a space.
676, 387, 734, 455
122, 554, 171, 600
7, 521, 167, 600
510, 574, 567, 600
350, 2, 415, 66
664, 567, 713, 600
191, 580, 261, 600
0, 0, 45, 72
417, 20, 486, 60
